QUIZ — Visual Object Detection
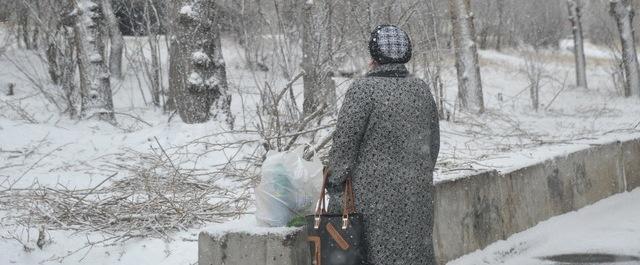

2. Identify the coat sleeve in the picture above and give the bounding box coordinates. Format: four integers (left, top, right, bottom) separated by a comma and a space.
424, 81, 440, 168
328, 79, 373, 193
429, 103, 440, 168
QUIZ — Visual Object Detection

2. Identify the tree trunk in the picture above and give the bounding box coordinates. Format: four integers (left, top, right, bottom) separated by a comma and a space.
530, 77, 540, 111
302, 0, 335, 117
58, 24, 79, 118
144, 0, 162, 107
101, 0, 124, 79
610, 0, 640, 97
478, 27, 489, 50
427, 0, 447, 120
301, 2, 316, 117
61, 34, 78, 119
496, 0, 505, 51
568, 0, 588, 89
7, 83, 15, 96
18, 3, 30, 49
169, 0, 234, 126
46, 39, 61, 85
71, 0, 115, 122
449, 0, 485, 114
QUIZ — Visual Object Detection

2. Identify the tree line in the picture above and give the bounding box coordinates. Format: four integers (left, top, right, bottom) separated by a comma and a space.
0, 0, 639, 127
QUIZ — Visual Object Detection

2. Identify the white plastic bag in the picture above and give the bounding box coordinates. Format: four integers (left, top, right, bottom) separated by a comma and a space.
255, 146, 323, 227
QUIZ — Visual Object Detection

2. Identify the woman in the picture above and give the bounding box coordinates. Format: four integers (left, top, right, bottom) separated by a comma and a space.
328, 24, 440, 265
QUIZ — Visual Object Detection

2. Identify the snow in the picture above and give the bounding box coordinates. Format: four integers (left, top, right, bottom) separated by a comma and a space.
448, 188, 640, 265
187, 72, 203, 86
1, 23, 640, 264
205, 75, 220, 88
203, 215, 301, 240
89, 53, 103, 63
559, 38, 613, 59
431, 47, 640, 181
191, 51, 211, 65
0, 225, 199, 265
179, 4, 196, 17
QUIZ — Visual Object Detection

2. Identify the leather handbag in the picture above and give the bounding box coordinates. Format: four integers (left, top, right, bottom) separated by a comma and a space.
305, 168, 367, 265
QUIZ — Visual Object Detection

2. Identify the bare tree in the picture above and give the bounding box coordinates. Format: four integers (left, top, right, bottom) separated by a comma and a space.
610, 0, 640, 97
16, 1, 36, 49
168, 0, 234, 126
143, 0, 163, 107
4, 0, 80, 117
449, 0, 484, 114
568, 0, 588, 89
523, 52, 545, 111
67, 0, 115, 122
421, 0, 448, 120
101, 0, 124, 79
302, 0, 336, 117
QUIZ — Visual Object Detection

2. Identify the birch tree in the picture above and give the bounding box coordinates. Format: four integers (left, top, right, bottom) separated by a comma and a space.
610, 0, 640, 97
101, 0, 124, 79
169, 0, 234, 126
568, 0, 588, 89
67, 0, 115, 122
449, 0, 485, 114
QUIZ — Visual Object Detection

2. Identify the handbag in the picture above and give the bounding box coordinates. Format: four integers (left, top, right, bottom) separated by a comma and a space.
305, 168, 367, 265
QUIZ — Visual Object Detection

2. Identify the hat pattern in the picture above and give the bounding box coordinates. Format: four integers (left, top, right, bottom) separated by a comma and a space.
369, 25, 412, 64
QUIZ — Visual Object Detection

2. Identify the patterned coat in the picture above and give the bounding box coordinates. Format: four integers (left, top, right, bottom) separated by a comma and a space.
328, 63, 440, 265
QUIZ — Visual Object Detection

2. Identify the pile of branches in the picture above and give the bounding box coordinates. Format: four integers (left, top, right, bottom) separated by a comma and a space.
0, 141, 253, 240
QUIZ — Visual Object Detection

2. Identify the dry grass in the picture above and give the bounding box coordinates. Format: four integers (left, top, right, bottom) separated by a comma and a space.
0, 138, 256, 242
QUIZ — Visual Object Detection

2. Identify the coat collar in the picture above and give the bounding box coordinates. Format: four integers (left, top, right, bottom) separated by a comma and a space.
366, 63, 409, 78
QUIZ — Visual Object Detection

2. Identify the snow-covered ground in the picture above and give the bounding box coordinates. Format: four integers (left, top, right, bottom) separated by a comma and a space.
449, 187, 640, 265
0, 228, 199, 265
1, 20, 640, 265
436, 47, 640, 180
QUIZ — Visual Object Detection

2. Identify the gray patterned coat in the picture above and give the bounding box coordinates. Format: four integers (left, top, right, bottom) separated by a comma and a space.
328, 63, 440, 265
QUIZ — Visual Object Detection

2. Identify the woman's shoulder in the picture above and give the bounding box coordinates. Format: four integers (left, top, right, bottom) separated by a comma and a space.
404, 75, 430, 87
356, 75, 430, 88
348, 77, 375, 92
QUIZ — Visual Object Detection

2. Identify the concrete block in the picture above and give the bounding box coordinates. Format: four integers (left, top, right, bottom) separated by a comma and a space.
198, 232, 225, 265
504, 160, 558, 234
198, 229, 310, 265
566, 143, 621, 208
622, 138, 640, 191
199, 137, 640, 265
434, 170, 508, 264
436, 140, 626, 263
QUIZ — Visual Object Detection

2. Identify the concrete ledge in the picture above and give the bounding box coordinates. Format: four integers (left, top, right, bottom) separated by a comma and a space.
623, 138, 640, 191
199, 228, 310, 265
433, 140, 630, 263
199, 137, 640, 265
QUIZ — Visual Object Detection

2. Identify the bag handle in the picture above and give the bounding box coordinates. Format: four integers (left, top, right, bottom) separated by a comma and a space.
314, 167, 356, 229
343, 178, 355, 213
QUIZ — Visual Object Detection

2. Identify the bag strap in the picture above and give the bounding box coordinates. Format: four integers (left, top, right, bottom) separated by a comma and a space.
314, 167, 356, 216
314, 167, 330, 215
342, 178, 356, 214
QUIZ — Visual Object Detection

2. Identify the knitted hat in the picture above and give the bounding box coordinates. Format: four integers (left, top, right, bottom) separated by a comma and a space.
369, 24, 412, 64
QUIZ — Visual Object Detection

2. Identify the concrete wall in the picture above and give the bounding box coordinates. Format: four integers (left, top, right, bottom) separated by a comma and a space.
199, 138, 640, 265
198, 230, 310, 265
623, 138, 640, 191
433, 140, 634, 263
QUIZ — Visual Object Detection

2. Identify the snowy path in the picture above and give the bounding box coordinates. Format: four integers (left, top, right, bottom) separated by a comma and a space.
448, 188, 640, 265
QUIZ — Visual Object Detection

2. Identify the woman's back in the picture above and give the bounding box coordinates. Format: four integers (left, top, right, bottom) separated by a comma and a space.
328, 63, 440, 265
362, 68, 439, 169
